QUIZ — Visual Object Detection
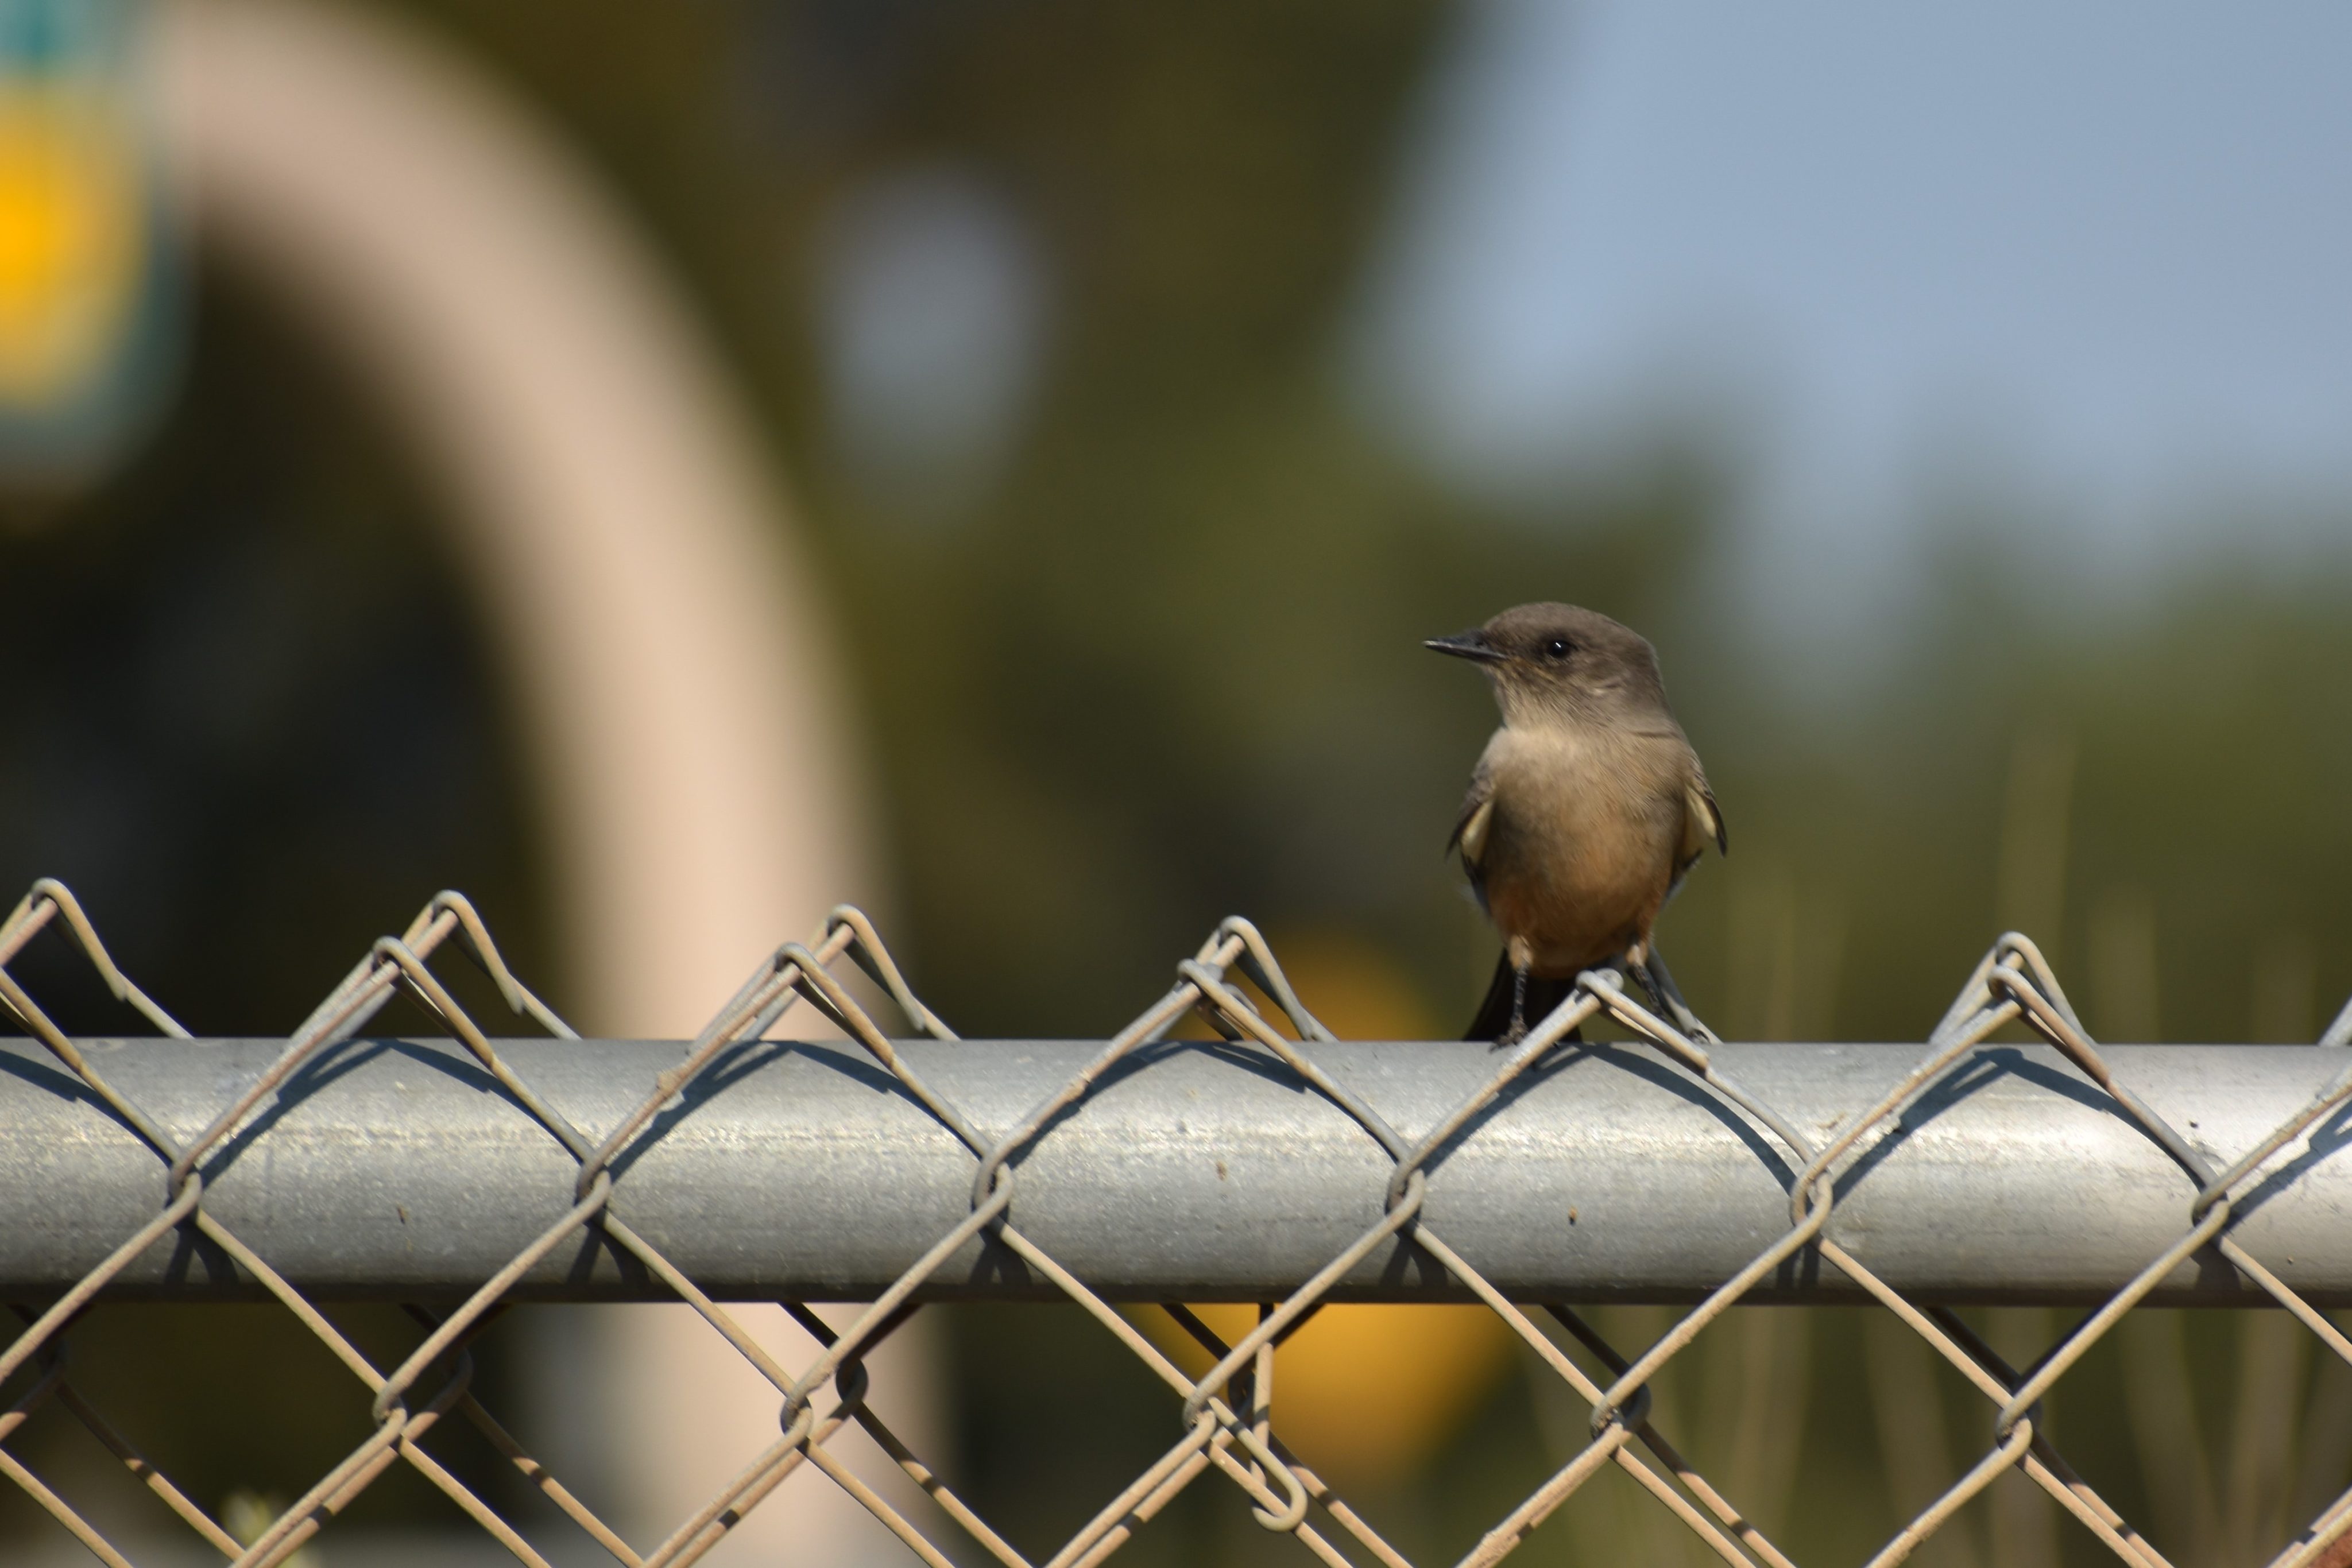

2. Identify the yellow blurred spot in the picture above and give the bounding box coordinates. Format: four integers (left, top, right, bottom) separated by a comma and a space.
1155, 938, 1510, 1478
1268, 930, 1440, 1041
1175, 927, 1440, 1042
1140, 1301, 1516, 1484
0, 80, 141, 405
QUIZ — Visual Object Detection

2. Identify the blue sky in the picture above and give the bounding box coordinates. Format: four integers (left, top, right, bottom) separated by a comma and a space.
1356, 2, 2352, 636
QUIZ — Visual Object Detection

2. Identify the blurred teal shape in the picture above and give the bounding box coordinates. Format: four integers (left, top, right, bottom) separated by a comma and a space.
0, 0, 181, 491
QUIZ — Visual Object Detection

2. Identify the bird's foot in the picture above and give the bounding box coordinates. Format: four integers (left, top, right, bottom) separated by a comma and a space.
1628, 959, 1672, 1020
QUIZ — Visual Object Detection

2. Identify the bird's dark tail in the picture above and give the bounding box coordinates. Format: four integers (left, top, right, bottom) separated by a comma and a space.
1464, 953, 1581, 1043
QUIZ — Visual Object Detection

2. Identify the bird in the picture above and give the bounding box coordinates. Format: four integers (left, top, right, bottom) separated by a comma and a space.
1426, 603, 1726, 1043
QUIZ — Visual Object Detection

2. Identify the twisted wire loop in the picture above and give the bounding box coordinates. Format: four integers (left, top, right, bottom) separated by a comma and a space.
8, 882, 2352, 1565
0, 883, 586, 1567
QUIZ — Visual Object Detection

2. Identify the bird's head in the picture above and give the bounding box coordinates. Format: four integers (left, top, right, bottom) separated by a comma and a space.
1425, 602, 1669, 725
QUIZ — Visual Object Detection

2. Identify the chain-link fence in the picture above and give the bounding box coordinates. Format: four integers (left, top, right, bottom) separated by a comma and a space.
5, 875, 2352, 1567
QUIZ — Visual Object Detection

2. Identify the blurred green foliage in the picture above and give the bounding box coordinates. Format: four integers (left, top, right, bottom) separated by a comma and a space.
379, 0, 2352, 1044
5, 0, 2352, 1562
0, 274, 548, 1037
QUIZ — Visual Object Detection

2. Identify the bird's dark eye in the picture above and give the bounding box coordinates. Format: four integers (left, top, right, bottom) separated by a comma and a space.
1543, 638, 1572, 660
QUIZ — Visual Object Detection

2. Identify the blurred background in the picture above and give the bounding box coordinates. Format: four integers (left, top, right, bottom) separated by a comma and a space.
5, 0, 2352, 1562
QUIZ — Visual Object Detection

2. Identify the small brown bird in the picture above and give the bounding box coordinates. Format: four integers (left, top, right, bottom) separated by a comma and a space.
1428, 603, 1726, 1041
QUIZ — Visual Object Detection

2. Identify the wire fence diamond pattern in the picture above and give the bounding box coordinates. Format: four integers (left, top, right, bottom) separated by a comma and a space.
5, 875, 2352, 1567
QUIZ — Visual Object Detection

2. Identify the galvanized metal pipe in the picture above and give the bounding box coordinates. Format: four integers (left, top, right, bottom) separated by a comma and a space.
3, 1035, 2343, 1305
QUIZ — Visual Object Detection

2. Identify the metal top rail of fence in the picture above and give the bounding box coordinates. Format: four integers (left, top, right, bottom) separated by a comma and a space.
5, 876, 2352, 1568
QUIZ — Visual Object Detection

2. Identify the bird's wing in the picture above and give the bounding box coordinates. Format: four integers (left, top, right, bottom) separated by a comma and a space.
1668, 772, 1727, 899
1685, 775, 1728, 858
1448, 766, 1496, 876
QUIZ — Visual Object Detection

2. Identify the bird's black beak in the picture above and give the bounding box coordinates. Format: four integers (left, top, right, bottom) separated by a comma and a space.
1425, 629, 1505, 665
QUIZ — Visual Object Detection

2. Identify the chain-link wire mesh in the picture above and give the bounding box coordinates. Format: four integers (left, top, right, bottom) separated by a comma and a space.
5, 875, 2352, 1567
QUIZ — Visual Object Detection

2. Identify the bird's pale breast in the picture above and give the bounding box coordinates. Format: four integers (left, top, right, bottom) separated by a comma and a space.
1477, 726, 1688, 977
